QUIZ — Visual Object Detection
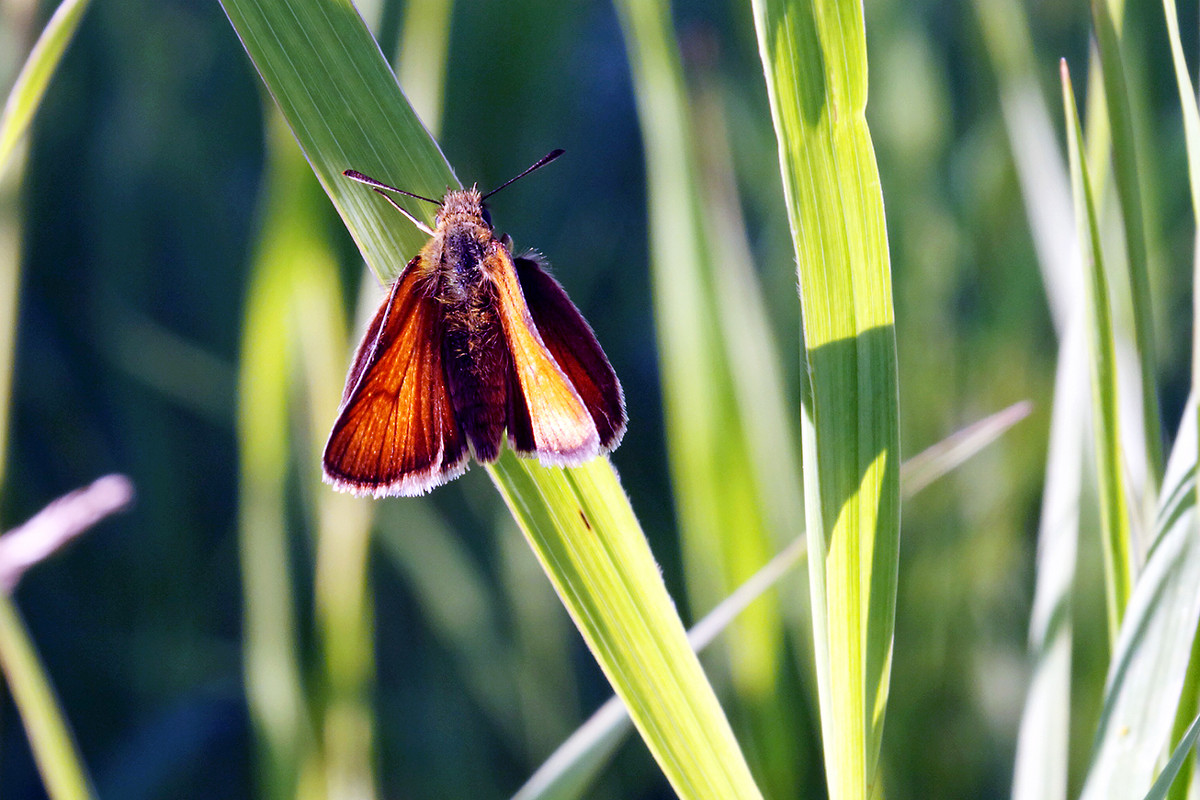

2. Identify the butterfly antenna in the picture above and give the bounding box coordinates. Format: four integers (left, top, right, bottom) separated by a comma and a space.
343, 170, 442, 207
481, 149, 565, 201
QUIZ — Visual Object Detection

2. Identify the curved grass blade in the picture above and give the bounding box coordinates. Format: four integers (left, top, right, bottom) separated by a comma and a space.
220, 0, 456, 283
0, 593, 95, 800
0, 0, 91, 177
751, 0, 901, 796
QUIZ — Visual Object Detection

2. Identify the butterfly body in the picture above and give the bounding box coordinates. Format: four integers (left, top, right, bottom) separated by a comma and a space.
323, 158, 625, 497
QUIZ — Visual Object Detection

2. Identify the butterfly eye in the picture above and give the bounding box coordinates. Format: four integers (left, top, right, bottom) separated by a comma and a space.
481, 206, 493, 227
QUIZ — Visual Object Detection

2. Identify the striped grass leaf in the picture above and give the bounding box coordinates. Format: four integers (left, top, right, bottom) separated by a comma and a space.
220, 1, 761, 796
1078, 395, 1200, 799
1062, 61, 1133, 643
751, 0, 902, 797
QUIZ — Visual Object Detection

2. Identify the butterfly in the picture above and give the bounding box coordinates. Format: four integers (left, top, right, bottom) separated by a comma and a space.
322, 150, 626, 497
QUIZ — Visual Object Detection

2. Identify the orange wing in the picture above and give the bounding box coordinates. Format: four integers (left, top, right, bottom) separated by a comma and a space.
486, 243, 600, 465
514, 255, 625, 451
323, 259, 467, 496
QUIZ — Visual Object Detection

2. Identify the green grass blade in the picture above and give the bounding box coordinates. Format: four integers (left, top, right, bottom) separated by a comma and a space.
1088, 0, 1162, 493
491, 454, 763, 799
1062, 60, 1133, 642
221, 3, 761, 795
751, 0, 901, 797
0, 593, 95, 800
1079, 395, 1200, 800
0, 0, 91, 177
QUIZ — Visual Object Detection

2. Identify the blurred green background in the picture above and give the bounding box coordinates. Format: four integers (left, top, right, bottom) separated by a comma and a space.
1, 0, 1195, 796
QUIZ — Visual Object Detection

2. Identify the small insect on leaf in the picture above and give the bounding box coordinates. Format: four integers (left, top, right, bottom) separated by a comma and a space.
323, 151, 626, 497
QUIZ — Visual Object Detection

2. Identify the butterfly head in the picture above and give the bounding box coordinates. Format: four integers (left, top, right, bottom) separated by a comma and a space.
436, 187, 491, 231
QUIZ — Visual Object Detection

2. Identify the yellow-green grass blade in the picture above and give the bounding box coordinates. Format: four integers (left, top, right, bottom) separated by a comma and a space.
1088, 0, 1162, 495
612, 0, 788, 719
1078, 395, 1200, 800
513, 399, 1026, 800
0, 0, 92, 495
0, 0, 91, 177
752, 0, 901, 797
491, 455, 763, 799
0, 593, 95, 800
221, 2, 760, 795
1062, 61, 1133, 643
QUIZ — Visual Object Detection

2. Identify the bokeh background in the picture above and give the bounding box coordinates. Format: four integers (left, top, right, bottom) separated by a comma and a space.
1, 0, 1195, 797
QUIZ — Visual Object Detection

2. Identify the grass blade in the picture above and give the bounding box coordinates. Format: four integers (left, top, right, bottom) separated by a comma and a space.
0, 593, 95, 800
1010, 323, 1087, 800
0, 0, 91, 177
751, 0, 901, 796
237, 117, 330, 799
1062, 60, 1133, 642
